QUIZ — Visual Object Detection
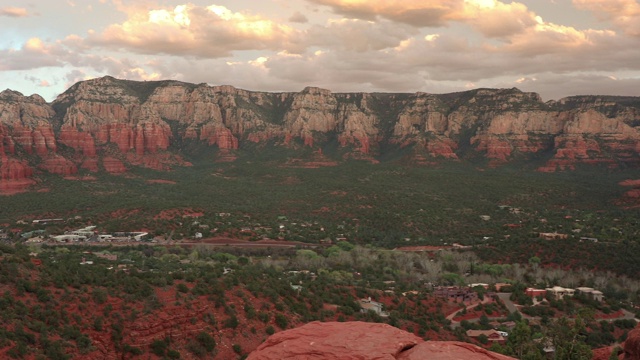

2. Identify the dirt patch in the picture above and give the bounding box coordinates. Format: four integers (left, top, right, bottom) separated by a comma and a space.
63, 175, 97, 181
154, 208, 204, 220
146, 179, 177, 184
619, 179, 640, 187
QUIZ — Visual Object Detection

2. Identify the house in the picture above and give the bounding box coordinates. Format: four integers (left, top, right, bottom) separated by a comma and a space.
526, 288, 547, 298
466, 329, 505, 342
546, 286, 575, 300
358, 297, 389, 317
576, 287, 604, 302
434, 286, 478, 303
32, 218, 64, 224
590, 290, 604, 302
539, 232, 568, 240
53, 234, 86, 242
494, 283, 511, 292
501, 321, 517, 329
470, 283, 489, 290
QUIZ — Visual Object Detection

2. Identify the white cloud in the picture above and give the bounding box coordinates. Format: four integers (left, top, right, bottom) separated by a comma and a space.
0, 7, 29, 17
0, 38, 68, 71
289, 11, 309, 23
88, 4, 302, 57
305, 18, 418, 52
573, 0, 640, 36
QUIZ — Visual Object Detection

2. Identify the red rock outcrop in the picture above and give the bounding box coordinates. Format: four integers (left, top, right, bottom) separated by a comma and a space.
622, 327, 640, 359
399, 341, 517, 360
102, 157, 126, 174
58, 126, 96, 156
425, 137, 459, 159
0, 158, 33, 180
248, 321, 516, 360
80, 158, 99, 172
40, 156, 78, 175
593, 325, 640, 359
200, 125, 239, 149
0, 90, 56, 156
0, 157, 35, 194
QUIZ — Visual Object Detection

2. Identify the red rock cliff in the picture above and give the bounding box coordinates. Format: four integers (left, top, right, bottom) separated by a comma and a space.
2, 77, 640, 192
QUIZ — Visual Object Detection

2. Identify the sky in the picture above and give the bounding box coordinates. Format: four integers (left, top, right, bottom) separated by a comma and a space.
2, 0, 640, 102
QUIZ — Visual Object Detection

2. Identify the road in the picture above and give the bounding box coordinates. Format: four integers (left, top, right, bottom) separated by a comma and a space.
497, 293, 519, 314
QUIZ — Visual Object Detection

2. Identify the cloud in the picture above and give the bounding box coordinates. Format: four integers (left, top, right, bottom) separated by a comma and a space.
306, 0, 461, 27
306, 0, 540, 37
460, 0, 538, 38
89, 4, 302, 57
289, 11, 308, 23
573, 0, 640, 36
25, 75, 51, 87
0, 7, 29, 17
0, 38, 67, 71
499, 73, 640, 100
305, 18, 418, 52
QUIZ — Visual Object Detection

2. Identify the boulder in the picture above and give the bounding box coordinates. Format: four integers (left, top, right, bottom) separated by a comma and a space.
248, 321, 516, 360
623, 327, 640, 359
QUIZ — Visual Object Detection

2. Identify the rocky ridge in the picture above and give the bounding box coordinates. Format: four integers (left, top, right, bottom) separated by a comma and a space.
2, 76, 640, 192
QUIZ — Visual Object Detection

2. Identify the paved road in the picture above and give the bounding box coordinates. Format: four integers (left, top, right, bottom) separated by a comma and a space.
497, 293, 519, 314
615, 309, 638, 322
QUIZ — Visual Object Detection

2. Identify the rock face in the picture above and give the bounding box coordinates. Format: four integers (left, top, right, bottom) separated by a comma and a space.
248, 321, 515, 360
622, 327, 640, 359
592, 325, 640, 359
2, 77, 640, 192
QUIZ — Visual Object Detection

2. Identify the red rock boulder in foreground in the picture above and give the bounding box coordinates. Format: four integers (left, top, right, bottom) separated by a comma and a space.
248, 321, 516, 360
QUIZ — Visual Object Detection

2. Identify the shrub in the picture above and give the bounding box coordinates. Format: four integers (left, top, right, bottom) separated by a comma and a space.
92, 288, 108, 304
177, 283, 189, 293
275, 313, 289, 329
151, 339, 168, 357
224, 315, 239, 329
196, 331, 216, 352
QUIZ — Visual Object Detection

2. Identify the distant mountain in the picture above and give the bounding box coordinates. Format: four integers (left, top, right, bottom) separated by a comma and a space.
2, 76, 640, 192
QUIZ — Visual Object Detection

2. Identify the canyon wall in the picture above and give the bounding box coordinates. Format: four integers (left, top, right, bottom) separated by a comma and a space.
2, 76, 640, 192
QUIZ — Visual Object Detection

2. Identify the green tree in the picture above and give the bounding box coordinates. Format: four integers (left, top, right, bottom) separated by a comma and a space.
507, 321, 542, 359
547, 317, 592, 360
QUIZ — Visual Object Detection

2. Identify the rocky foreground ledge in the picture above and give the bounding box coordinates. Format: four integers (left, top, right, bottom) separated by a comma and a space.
247, 321, 515, 360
